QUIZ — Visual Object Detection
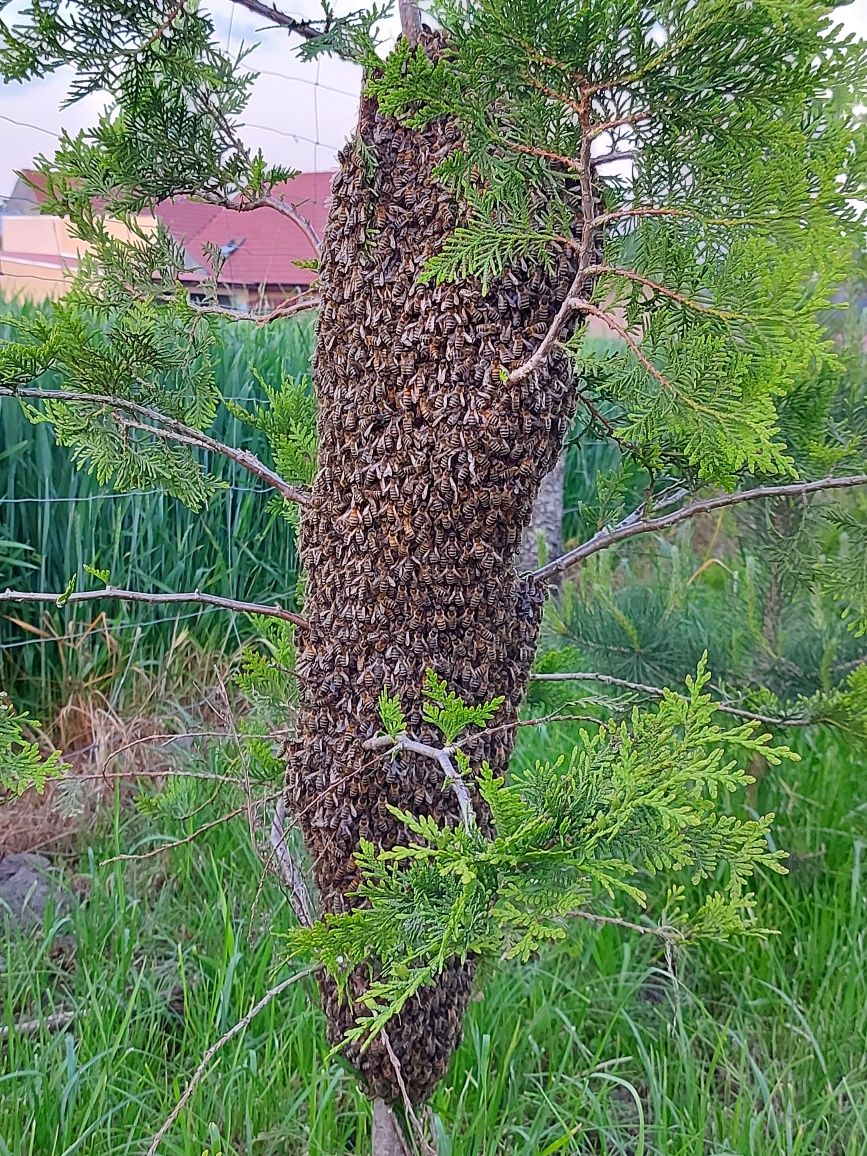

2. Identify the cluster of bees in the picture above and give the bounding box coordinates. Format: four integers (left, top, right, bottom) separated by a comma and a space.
286, 33, 584, 1105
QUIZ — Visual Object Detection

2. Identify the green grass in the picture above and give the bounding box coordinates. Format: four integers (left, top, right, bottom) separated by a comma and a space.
2, 726, 865, 1155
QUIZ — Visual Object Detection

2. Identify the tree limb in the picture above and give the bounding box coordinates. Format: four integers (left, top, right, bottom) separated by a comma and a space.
0, 586, 307, 628
227, 0, 326, 40
0, 387, 309, 506
534, 474, 867, 582
528, 670, 813, 726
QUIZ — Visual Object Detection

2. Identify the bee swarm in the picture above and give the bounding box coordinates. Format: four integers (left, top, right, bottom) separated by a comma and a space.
288, 34, 585, 1105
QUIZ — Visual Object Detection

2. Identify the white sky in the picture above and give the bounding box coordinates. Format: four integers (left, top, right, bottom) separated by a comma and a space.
0, 0, 866, 200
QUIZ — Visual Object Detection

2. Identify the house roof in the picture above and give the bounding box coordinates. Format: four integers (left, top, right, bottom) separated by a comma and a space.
6, 168, 334, 289
155, 170, 334, 288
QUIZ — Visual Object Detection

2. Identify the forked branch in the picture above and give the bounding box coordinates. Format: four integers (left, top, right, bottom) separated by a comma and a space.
534, 474, 867, 582
364, 733, 476, 830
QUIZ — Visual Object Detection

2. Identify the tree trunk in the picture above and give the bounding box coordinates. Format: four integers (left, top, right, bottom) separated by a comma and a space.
516, 454, 566, 572
372, 1100, 410, 1156
288, 33, 583, 1106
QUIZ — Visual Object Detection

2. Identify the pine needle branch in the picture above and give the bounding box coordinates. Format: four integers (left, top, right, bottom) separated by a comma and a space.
535, 475, 867, 582
0, 387, 309, 505
0, 587, 307, 628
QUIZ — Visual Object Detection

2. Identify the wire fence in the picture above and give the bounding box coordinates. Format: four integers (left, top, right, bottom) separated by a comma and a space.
0, 17, 348, 679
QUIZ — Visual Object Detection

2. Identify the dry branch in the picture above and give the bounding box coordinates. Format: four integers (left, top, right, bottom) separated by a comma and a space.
0, 387, 309, 506
227, 0, 327, 40
364, 733, 476, 830
0, 586, 306, 628
534, 474, 867, 582
270, 796, 315, 927
528, 670, 812, 726
189, 289, 320, 324
0, 1010, 75, 1040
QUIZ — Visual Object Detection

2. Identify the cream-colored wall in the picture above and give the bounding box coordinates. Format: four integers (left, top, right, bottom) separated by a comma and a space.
0, 212, 158, 303
2, 212, 157, 255
0, 255, 70, 301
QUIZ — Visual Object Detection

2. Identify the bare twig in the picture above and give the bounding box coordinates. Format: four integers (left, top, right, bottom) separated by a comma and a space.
212, 195, 321, 252
590, 112, 650, 138
579, 264, 744, 321
143, 0, 192, 48
381, 1030, 437, 1156
0, 587, 307, 629
100, 797, 273, 865
145, 966, 318, 1156
189, 290, 320, 324
528, 670, 812, 726
568, 909, 684, 941
270, 796, 315, 927
226, 0, 325, 38
364, 734, 476, 830
507, 89, 597, 386
534, 474, 867, 582
591, 149, 636, 167
0, 1010, 75, 1040
0, 387, 308, 506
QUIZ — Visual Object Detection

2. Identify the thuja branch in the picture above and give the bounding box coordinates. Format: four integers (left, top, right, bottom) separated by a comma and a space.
528, 670, 812, 727
535, 474, 867, 582
364, 733, 477, 830
0, 387, 309, 506
226, 0, 327, 40
0, 587, 307, 628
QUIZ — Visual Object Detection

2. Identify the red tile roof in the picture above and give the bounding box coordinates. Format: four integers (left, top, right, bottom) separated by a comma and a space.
155, 171, 334, 288
8, 168, 334, 289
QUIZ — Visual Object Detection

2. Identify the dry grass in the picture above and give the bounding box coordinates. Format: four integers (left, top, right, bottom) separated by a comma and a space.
0, 631, 242, 855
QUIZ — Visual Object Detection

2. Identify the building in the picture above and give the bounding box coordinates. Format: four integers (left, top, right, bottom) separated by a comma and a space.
0, 168, 333, 311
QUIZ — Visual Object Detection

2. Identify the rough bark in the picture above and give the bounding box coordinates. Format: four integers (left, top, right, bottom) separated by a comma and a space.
372, 1100, 411, 1156
516, 454, 567, 572
287, 34, 584, 1105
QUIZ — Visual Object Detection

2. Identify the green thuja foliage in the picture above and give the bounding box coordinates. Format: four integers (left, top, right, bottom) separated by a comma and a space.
0, 693, 68, 796
367, 1, 866, 482
422, 670, 505, 744
226, 372, 317, 522
285, 661, 792, 1047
